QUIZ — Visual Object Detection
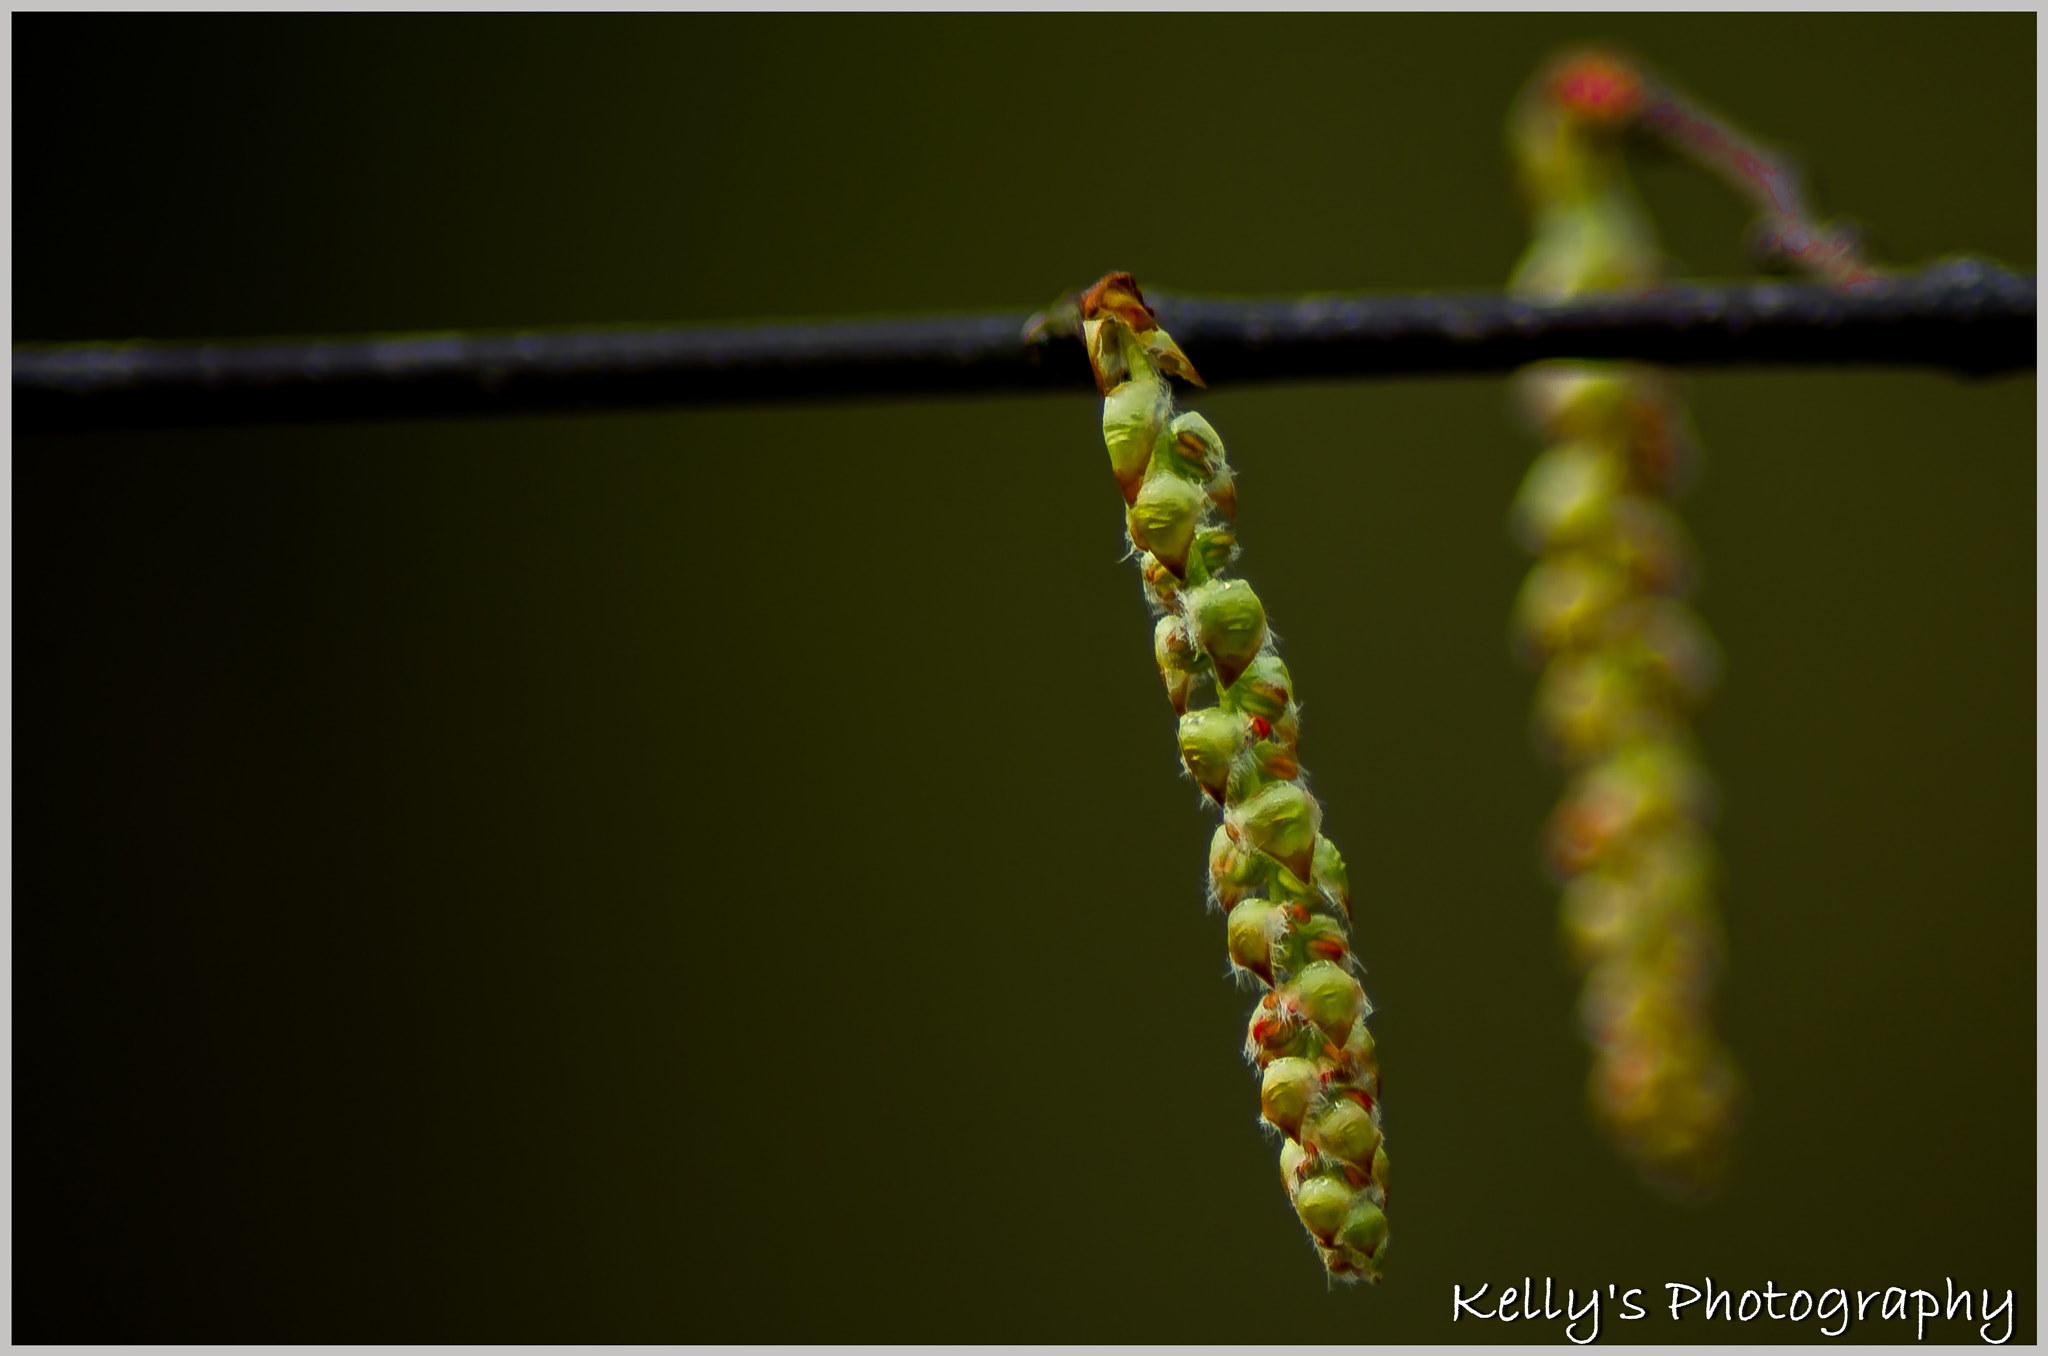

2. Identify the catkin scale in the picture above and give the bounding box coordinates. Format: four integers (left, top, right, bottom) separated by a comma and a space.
1081, 273, 1389, 1282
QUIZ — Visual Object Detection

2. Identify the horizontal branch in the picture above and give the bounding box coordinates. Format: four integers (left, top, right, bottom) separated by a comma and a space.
14, 257, 2032, 434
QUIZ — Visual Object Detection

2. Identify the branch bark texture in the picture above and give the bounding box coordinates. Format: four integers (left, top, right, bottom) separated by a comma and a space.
14, 257, 2032, 434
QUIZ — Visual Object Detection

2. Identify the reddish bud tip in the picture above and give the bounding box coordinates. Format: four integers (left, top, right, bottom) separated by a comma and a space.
1551, 54, 1644, 123
1079, 272, 1157, 332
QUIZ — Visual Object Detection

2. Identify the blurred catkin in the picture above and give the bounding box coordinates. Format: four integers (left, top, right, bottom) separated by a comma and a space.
1506, 48, 1882, 1193
1077, 274, 1390, 1282
1505, 51, 1743, 1195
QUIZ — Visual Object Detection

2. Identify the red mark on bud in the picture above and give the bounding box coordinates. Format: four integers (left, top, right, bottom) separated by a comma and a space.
1309, 938, 1348, 962
1250, 716, 1272, 739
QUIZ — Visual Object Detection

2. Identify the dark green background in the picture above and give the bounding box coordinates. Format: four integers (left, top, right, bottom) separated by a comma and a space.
14, 15, 2035, 1343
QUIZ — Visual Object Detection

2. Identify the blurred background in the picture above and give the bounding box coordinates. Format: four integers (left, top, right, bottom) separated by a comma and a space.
13, 14, 2034, 1343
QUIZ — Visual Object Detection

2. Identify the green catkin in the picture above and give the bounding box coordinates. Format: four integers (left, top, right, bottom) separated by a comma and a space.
1506, 51, 1743, 1195
1079, 273, 1389, 1283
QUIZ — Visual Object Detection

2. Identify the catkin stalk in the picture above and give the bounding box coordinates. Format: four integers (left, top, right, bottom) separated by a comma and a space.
1079, 274, 1390, 1282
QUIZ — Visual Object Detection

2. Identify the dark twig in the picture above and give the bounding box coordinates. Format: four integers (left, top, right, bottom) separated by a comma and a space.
14, 258, 2031, 434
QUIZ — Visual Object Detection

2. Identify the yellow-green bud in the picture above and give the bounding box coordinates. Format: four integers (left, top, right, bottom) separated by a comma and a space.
1344, 1019, 1378, 1073
1337, 1196, 1389, 1255
1169, 411, 1237, 519
1168, 410, 1224, 476
1229, 780, 1320, 884
1623, 598, 1721, 707
1177, 708, 1244, 804
1279, 1138, 1307, 1189
1226, 899, 1283, 984
1511, 439, 1621, 551
1371, 1144, 1391, 1198
1560, 871, 1640, 961
1190, 527, 1237, 580
1293, 1173, 1354, 1244
1312, 835, 1351, 916
1250, 737, 1299, 784
1308, 1100, 1382, 1170
1247, 998, 1306, 1067
1208, 824, 1262, 909
1139, 553, 1181, 612
1608, 496, 1696, 595
1260, 1057, 1319, 1138
1187, 580, 1267, 689
1153, 616, 1197, 714
1297, 960, 1365, 1042
1512, 554, 1625, 658
1534, 651, 1651, 759
1102, 374, 1166, 505
1289, 913, 1350, 971
1229, 655, 1293, 720
1129, 469, 1206, 579
1205, 464, 1237, 520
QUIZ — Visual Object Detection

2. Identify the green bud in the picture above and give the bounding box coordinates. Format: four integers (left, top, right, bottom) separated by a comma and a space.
1177, 708, 1244, 805
1512, 554, 1624, 659
1208, 825, 1262, 909
1228, 655, 1293, 720
1259, 1057, 1319, 1139
1169, 411, 1237, 519
1510, 439, 1621, 552
1288, 912, 1349, 971
1229, 780, 1320, 884
1251, 738, 1299, 783
1312, 835, 1351, 916
1547, 743, 1709, 877
1226, 899, 1283, 985
1269, 706, 1301, 751
1129, 470, 1206, 579
1190, 527, 1236, 581
1186, 580, 1267, 689
1297, 960, 1365, 1042
1534, 651, 1652, 760
1292, 1173, 1354, 1244
1608, 495, 1696, 595
1169, 411, 1224, 475
1267, 862, 1315, 906
1153, 616, 1196, 714
1337, 1196, 1389, 1255
1205, 463, 1237, 520
1246, 997, 1306, 1066
1372, 1145, 1391, 1198
1223, 738, 1296, 807
1518, 366, 1645, 447
1278, 1138, 1307, 1189
1621, 598, 1721, 707
1308, 1100, 1382, 1170
1560, 871, 1639, 962
1343, 1021, 1379, 1088
1139, 553, 1181, 612
1102, 374, 1166, 505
